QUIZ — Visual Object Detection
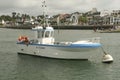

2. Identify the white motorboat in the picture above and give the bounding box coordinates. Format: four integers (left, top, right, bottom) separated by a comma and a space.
16, 0, 102, 60
17, 25, 101, 59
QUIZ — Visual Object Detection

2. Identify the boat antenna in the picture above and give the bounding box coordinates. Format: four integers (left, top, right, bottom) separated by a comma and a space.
42, 0, 47, 28
57, 16, 60, 34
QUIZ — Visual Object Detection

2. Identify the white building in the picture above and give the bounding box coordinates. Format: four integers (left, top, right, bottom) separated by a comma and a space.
110, 10, 120, 25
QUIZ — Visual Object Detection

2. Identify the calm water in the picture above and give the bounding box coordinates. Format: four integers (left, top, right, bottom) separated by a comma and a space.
0, 28, 120, 80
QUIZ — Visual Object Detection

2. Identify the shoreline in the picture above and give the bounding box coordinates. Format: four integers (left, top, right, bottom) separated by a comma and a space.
0, 25, 113, 30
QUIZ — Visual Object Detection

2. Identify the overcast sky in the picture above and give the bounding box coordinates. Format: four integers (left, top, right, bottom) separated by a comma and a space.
0, 0, 119, 16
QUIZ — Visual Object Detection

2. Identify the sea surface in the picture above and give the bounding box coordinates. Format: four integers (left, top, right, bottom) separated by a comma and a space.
0, 28, 120, 80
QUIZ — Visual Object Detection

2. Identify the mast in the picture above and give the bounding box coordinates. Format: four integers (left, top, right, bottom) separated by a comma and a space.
42, 0, 47, 27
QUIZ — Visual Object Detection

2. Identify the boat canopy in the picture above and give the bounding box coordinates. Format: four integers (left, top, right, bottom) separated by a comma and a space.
43, 26, 54, 38
32, 26, 54, 39
45, 26, 54, 31
32, 26, 43, 31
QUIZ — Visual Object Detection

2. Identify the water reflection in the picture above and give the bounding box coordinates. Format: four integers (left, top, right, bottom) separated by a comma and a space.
16, 54, 94, 80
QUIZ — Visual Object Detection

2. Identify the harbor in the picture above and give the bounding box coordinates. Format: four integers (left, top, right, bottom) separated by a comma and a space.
0, 28, 119, 80
0, 0, 120, 80
0, 8, 119, 30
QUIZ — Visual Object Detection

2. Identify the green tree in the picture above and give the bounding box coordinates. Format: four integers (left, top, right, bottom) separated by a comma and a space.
12, 12, 16, 18
0, 15, 12, 21
78, 16, 87, 24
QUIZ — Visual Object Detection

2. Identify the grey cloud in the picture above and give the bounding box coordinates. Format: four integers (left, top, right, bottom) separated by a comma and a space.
0, 0, 119, 16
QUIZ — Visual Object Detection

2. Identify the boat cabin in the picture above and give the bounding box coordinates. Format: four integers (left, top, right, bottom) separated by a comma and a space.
32, 26, 55, 44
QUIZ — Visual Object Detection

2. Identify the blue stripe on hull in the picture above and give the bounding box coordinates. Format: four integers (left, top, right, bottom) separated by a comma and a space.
17, 42, 101, 48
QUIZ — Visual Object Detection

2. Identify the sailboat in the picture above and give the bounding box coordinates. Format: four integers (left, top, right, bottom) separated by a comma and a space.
17, 0, 102, 59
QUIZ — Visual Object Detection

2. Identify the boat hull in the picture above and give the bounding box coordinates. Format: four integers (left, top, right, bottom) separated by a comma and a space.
17, 44, 100, 59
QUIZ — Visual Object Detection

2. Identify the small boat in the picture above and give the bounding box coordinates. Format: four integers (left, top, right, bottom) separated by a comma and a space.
17, 25, 102, 59
16, 0, 102, 60
97, 26, 120, 33
99, 29, 120, 33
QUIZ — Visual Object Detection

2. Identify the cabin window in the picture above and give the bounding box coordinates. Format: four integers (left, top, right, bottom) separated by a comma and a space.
43, 30, 54, 38
51, 31, 54, 37
42, 31, 44, 37
37, 30, 44, 38
37, 31, 41, 38
45, 31, 50, 37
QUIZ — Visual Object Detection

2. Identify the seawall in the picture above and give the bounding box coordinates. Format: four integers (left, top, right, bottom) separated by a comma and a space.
53, 25, 113, 30
1, 25, 113, 30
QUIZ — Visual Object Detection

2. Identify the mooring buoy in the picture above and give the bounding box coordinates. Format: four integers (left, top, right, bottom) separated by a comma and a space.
101, 47, 113, 63
102, 54, 113, 63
